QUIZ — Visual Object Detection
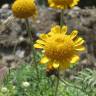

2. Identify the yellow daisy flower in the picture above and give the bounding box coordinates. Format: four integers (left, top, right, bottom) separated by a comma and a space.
12, 0, 37, 18
34, 25, 85, 70
48, 0, 80, 9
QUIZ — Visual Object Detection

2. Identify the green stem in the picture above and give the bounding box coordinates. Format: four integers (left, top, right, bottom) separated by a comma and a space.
25, 19, 39, 80
54, 77, 59, 96
60, 9, 64, 27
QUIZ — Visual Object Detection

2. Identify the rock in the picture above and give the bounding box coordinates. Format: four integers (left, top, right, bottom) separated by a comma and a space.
2, 55, 15, 64
19, 36, 25, 42
15, 50, 25, 59
1, 4, 9, 9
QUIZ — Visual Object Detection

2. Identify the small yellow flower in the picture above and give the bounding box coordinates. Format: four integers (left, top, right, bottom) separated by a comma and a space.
12, 0, 37, 18
34, 25, 85, 70
48, 0, 80, 9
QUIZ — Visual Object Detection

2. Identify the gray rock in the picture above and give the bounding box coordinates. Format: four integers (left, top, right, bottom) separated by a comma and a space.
15, 49, 25, 58
1, 4, 9, 10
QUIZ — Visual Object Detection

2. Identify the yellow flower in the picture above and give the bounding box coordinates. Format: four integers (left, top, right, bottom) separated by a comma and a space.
12, 0, 37, 18
34, 25, 85, 70
48, 0, 80, 9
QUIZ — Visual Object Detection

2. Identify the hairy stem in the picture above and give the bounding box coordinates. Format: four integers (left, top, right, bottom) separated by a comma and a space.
25, 19, 39, 80
54, 76, 59, 96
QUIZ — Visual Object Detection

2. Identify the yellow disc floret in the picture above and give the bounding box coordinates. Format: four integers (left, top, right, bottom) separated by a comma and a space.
12, 0, 37, 18
34, 25, 85, 70
48, 0, 80, 9
45, 34, 74, 61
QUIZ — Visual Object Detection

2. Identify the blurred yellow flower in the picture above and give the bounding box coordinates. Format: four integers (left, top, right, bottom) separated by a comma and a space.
48, 0, 80, 9
34, 25, 85, 70
12, 0, 37, 18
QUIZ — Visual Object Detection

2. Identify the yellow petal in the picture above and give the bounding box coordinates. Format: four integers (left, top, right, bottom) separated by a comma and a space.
74, 39, 85, 46
70, 55, 80, 63
48, 31, 54, 36
75, 46, 86, 51
61, 26, 67, 34
34, 44, 43, 48
52, 62, 59, 69
75, 37, 85, 44
39, 34, 48, 40
40, 56, 49, 64
70, 30, 78, 39
36, 40, 45, 45
51, 25, 60, 34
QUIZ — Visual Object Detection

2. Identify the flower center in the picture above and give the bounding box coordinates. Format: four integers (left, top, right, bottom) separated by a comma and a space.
45, 35, 74, 61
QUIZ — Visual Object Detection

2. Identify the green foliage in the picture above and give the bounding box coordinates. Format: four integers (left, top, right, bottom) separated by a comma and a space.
0, 64, 56, 96
74, 68, 96, 96
1, 62, 96, 96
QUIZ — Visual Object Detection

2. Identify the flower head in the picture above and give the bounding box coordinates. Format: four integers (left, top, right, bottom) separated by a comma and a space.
34, 25, 85, 70
12, 0, 37, 18
48, 0, 80, 9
